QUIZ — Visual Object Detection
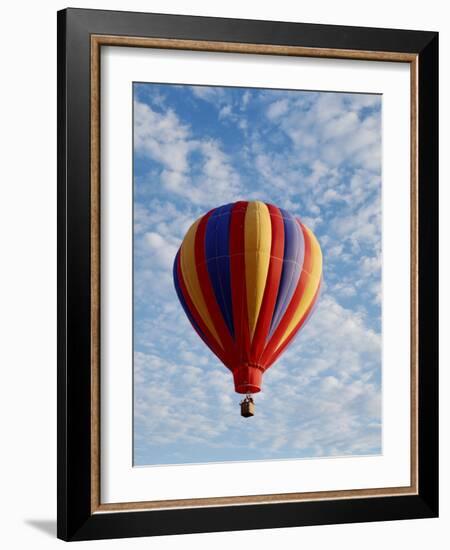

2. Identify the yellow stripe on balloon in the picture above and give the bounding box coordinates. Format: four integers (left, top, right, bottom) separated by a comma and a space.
180, 219, 223, 349
274, 225, 322, 351
245, 201, 272, 342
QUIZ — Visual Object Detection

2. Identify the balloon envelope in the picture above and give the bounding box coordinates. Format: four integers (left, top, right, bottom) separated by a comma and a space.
173, 201, 322, 394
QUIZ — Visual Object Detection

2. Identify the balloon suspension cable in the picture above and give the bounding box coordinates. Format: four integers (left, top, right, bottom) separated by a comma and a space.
240, 394, 255, 418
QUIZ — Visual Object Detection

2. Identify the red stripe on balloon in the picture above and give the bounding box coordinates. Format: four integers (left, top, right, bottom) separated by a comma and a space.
195, 209, 237, 367
251, 203, 285, 365
266, 279, 321, 367
176, 252, 228, 366
229, 201, 251, 368
259, 222, 312, 367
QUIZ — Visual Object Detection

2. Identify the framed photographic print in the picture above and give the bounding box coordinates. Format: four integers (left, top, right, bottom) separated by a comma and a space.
57, 8, 438, 541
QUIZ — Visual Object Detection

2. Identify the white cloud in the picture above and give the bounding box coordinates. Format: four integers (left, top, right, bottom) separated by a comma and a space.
160, 169, 187, 193
218, 104, 232, 119
145, 231, 178, 270
320, 375, 340, 391
332, 199, 381, 247
332, 281, 357, 298
190, 86, 226, 104
321, 188, 342, 204
266, 98, 289, 120
134, 100, 241, 206
134, 101, 191, 173
327, 244, 344, 258
267, 92, 381, 173
302, 216, 322, 230
370, 280, 382, 304
241, 90, 251, 109
360, 254, 382, 276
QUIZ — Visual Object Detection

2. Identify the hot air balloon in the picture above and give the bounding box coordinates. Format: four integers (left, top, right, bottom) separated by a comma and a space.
173, 201, 322, 417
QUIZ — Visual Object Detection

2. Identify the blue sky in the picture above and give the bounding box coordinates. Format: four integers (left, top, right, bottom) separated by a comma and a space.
133, 82, 382, 466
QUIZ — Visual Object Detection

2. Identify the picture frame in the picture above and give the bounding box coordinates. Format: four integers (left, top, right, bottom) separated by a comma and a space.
57, 7, 438, 541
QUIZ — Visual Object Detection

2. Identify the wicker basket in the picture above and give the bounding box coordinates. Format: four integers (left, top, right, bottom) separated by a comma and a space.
240, 398, 255, 418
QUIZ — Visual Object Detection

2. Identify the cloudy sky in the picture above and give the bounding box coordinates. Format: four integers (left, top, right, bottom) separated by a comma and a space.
133, 82, 382, 466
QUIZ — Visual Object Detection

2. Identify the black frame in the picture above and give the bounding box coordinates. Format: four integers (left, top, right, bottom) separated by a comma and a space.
57, 7, 438, 541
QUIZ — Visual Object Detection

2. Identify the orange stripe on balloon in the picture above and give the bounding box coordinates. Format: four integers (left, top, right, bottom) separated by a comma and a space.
267, 278, 322, 367
180, 218, 222, 348
273, 223, 322, 352
176, 254, 228, 365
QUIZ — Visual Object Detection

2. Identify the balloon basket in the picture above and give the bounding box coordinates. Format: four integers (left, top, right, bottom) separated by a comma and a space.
240, 396, 255, 418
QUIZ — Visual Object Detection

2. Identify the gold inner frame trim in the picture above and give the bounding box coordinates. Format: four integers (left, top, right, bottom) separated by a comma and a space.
90, 34, 419, 514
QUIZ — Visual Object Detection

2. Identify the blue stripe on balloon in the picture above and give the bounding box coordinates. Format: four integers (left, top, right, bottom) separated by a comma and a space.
204, 203, 235, 338
173, 251, 207, 341
268, 209, 305, 339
